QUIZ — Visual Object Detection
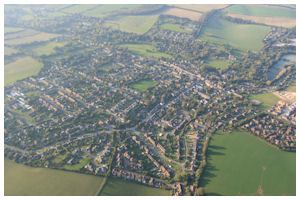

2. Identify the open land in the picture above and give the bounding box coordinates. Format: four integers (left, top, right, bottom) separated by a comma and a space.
164, 7, 203, 21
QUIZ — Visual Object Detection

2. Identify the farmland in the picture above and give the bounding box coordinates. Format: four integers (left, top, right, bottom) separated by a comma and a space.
160, 23, 191, 33
105, 15, 158, 34
250, 93, 280, 111
4, 159, 105, 196
173, 4, 229, 13
130, 79, 158, 92
5, 56, 43, 86
62, 5, 96, 14
5, 32, 59, 46
200, 130, 296, 195
200, 14, 271, 51
4, 46, 18, 56
164, 7, 203, 21
33, 42, 66, 56
83, 4, 142, 18
206, 59, 231, 70
4, 27, 24, 34
100, 177, 170, 196
226, 5, 296, 18
120, 43, 172, 59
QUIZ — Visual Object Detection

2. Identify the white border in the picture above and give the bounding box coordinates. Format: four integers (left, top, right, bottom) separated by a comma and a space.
0, 0, 298, 200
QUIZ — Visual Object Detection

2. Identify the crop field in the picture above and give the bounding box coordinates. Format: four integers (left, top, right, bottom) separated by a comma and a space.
5, 29, 39, 40
226, 13, 295, 28
206, 59, 231, 70
5, 32, 59, 46
105, 15, 158, 34
200, 14, 271, 51
164, 7, 203, 21
130, 80, 158, 92
83, 4, 142, 18
250, 92, 280, 111
120, 43, 172, 59
174, 4, 229, 13
4, 46, 19, 56
5, 159, 105, 196
4, 27, 24, 34
100, 177, 170, 196
200, 130, 296, 195
160, 23, 191, 33
226, 5, 296, 19
33, 41, 66, 56
5, 56, 43, 86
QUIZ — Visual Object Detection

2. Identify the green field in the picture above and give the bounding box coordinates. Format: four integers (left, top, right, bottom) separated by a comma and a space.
63, 157, 91, 171
200, 14, 271, 51
226, 5, 296, 18
120, 43, 172, 59
33, 42, 66, 56
206, 59, 231, 70
106, 15, 159, 34
130, 80, 158, 92
62, 5, 96, 14
4, 46, 18, 56
5, 56, 43, 86
5, 159, 105, 196
160, 23, 191, 33
83, 4, 142, 18
5, 32, 59, 46
200, 130, 296, 195
5, 27, 24, 34
100, 177, 170, 196
250, 92, 280, 111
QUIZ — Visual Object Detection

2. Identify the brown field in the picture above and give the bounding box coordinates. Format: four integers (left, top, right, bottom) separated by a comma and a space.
164, 7, 203, 21
174, 4, 229, 13
227, 13, 296, 28
273, 91, 296, 104
5, 32, 59, 46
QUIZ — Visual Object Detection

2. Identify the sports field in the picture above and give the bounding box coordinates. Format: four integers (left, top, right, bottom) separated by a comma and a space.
100, 177, 170, 196
120, 43, 172, 59
206, 59, 231, 70
200, 130, 296, 195
4, 159, 105, 196
200, 14, 271, 51
250, 92, 280, 111
130, 80, 158, 92
33, 42, 66, 56
5, 56, 43, 86
105, 15, 158, 34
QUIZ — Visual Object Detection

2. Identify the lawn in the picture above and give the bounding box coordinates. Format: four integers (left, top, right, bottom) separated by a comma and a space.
206, 59, 231, 70
226, 5, 296, 18
33, 42, 66, 56
100, 177, 170, 196
105, 15, 159, 34
120, 43, 172, 59
5, 159, 105, 196
250, 92, 280, 111
130, 80, 158, 92
83, 4, 142, 18
160, 23, 191, 33
5, 56, 43, 86
200, 14, 271, 51
200, 130, 296, 195
63, 157, 91, 171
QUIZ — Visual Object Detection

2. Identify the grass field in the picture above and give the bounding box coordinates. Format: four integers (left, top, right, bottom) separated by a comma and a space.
200, 130, 296, 195
33, 42, 66, 56
200, 14, 270, 51
83, 4, 142, 18
173, 4, 229, 13
5, 32, 59, 46
206, 59, 231, 70
120, 43, 172, 59
226, 5, 296, 18
250, 92, 280, 111
5, 27, 24, 34
160, 23, 191, 33
100, 177, 170, 196
4, 159, 105, 196
4, 46, 18, 56
5, 56, 43, 86
105, 15, 158, 34
130, 80, 158, 92
63, 157, 91, 171
164, 7, 203, 21
62, 5, 96, 14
